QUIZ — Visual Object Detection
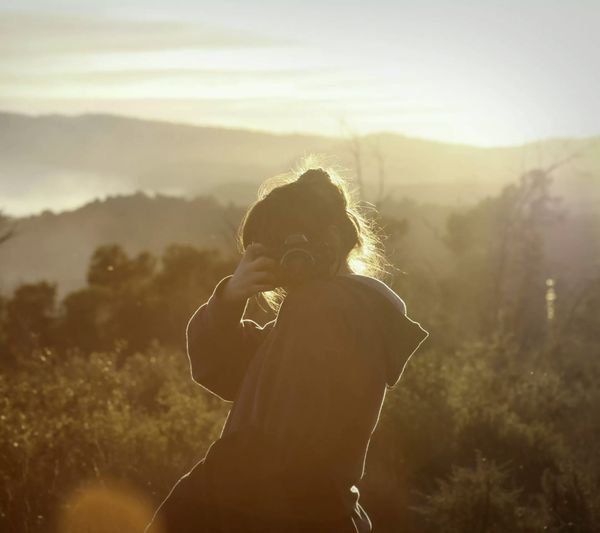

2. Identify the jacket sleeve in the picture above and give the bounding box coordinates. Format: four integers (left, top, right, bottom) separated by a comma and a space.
186, 275, 275, 401
260, 283, 386, 480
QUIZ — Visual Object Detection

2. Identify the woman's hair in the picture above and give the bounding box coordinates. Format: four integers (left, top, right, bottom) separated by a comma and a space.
238, 163, 389, 312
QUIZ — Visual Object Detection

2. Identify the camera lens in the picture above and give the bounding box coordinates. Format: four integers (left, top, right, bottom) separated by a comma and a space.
280, 248, 315, 284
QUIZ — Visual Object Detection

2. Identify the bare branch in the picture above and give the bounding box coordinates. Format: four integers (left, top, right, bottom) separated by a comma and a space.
0, 211, 16, 246
339, 119, 365, 199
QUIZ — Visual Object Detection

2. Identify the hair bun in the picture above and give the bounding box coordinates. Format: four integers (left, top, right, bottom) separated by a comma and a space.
297, 168, 331, 187
296, 168, 346, 213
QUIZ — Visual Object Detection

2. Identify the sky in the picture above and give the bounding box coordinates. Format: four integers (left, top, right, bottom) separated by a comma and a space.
0, 0, 599, 146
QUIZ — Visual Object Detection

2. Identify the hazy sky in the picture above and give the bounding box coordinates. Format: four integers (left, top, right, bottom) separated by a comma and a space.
1, 0, 599, 145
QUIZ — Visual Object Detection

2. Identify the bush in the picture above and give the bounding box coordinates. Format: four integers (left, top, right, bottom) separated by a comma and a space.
0, 346, 227, 533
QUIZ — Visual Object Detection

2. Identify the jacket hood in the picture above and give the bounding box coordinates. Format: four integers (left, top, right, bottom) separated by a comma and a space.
339, 274, 429, 388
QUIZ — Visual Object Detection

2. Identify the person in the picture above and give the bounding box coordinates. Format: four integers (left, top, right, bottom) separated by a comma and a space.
145, 168, 429, 533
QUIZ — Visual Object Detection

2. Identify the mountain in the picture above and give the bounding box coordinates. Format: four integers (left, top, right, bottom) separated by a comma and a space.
1, 189, 597, 301
0, 190, 466, 297
0, 112, 598, 295
1, 112, 598, 216
0, 193, 246, 296
0, 112, 335, 214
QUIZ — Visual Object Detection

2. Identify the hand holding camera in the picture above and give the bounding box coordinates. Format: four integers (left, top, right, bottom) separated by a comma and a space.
222, 234, 330, 304
221, 243, 280, 304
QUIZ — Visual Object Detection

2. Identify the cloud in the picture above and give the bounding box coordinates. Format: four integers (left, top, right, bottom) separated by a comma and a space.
0, 68, 330, 87
0, 11, 285, 60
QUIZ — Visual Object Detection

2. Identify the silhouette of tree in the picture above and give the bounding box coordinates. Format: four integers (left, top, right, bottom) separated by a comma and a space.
0, 210, 16, 247
87, 244, 155, 289
443, 167, 562, 345
4, 281, 56, 362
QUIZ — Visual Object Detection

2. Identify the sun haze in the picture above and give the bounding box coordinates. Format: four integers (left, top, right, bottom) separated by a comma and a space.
1, 0, 598, 146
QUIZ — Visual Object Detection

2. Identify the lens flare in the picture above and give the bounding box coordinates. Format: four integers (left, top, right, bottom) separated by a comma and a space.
58, 480, 162, 533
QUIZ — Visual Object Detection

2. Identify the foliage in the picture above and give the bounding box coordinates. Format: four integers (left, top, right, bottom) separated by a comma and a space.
415, 452, 530, 533
0, 245, 237, 365
1, 171, 599, 532
0, 346, 227, 532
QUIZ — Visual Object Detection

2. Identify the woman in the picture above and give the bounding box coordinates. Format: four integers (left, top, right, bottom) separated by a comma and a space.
145, 168, 428, 533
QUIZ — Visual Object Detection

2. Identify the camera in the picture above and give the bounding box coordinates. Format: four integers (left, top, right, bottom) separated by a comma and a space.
263, 234, 331, 286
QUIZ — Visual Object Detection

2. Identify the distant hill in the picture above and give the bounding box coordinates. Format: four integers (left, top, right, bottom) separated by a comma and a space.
0, 191, 465, 296
1, 188, 597, 299
0, 112, 334, 214
1, 111, 598, 215
0, 112, 598, 296
0, 193, 246, 296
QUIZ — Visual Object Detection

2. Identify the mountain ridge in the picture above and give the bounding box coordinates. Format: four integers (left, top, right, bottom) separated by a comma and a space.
1, 111, 598, 217
4, 110, 597, 149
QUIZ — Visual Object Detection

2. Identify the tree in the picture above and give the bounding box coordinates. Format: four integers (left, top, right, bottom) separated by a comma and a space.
4, 282, 57, 362
0, 210, 16, 247
415, 452, 532, 533
443, 167, 562, 346
87, 244, 155, 290
151, 245, 236, 347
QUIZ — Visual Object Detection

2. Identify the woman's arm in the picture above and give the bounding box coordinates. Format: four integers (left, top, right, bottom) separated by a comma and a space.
186, 275, 275, 401
186, 243, 278, 401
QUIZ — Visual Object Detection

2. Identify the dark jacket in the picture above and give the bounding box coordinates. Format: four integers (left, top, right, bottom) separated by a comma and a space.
145, 273, 428, 533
